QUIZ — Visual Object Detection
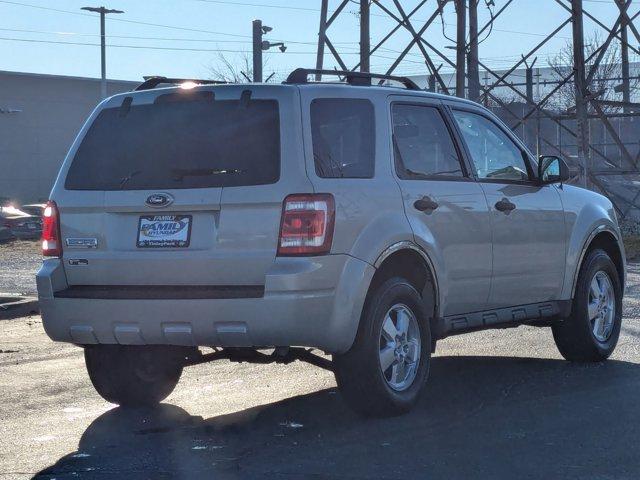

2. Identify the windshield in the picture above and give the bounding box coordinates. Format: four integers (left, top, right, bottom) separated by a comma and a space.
65, 96, 280, 190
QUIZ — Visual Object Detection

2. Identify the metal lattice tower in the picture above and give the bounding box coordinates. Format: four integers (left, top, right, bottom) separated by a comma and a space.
315, 0, 640, 220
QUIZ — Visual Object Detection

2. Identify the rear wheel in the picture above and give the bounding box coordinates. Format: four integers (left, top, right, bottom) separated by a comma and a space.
334, 277, 431, 417
552, 248, 623, 362
84, 345, 190, 407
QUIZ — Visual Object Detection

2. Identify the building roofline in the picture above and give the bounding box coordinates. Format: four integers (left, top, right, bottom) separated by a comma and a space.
0, 69, 139, 85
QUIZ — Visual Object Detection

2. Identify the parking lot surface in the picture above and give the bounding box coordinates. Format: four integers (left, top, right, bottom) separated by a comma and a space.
1, 264, 640, 479
0, 240, 39, 296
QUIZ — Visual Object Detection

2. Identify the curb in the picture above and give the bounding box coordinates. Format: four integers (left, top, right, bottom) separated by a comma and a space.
0, 296, 39, 320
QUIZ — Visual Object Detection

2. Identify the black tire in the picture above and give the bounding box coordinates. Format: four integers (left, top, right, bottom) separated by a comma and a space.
552, 248, 623, 362
84, 345, 189, 407
333, 277, 432, 417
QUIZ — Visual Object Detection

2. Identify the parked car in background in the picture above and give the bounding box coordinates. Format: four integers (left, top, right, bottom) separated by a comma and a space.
20, 203, 47, 218
0, 205, 43, 240
0, 221, 12, 242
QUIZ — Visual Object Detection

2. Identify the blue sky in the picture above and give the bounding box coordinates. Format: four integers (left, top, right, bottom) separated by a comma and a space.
0, 0, 630, 83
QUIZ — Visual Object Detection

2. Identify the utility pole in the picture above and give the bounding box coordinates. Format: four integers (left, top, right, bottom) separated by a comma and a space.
455, 0, 467, 98
535, 67, 542, 157
525, 66, 534, 103
616, 0, 631, 113
252, 20, 264, 83
523, 57, 537, 105
252, 19, 286, 83
571, 0, 590, 188
483, 70, 489, 107
467, 0, 480, 102
81, 6, 124, 99
315, 0, 329, 80
360, 0, 370, 73
428, 75, 436, 92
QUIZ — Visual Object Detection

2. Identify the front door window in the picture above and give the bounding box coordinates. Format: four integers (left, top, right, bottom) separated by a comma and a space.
452, 110, 530, 182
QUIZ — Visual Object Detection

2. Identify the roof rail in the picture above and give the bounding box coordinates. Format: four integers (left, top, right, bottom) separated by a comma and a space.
284, 68, 421, 91
135, 76, 227, 91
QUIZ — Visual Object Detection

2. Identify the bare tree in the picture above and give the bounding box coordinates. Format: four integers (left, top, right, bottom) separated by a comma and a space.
207, 52, 275, 83
548, 31, 637, 113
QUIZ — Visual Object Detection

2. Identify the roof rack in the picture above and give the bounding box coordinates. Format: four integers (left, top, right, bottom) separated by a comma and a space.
284, 68, 421, 91
135, 76, 227, 91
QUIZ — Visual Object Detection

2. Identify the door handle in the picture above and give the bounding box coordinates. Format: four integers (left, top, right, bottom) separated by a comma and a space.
414, 196, 439, 212
495, 198, 516, 213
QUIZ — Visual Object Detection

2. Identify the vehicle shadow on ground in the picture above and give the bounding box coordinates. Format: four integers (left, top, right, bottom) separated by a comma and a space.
34, 355, 640, 480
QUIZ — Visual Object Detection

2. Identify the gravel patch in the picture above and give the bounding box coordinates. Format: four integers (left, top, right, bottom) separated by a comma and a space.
0, 239, 41, 295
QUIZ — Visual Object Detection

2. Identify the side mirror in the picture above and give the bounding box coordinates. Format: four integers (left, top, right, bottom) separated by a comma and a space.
539, 155, 570, 184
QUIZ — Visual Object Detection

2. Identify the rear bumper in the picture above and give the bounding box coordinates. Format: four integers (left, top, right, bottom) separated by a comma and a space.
37, 255, 374, 354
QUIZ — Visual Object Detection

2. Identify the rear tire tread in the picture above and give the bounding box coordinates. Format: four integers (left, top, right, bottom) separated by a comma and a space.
85, 345, 187, 407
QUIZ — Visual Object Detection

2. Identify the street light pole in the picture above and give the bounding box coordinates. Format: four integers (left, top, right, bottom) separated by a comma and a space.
81, 6, 124, 98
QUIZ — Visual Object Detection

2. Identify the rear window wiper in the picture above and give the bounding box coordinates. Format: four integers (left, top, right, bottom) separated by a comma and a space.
119, 170, 141, 189
171, 168, 246, 181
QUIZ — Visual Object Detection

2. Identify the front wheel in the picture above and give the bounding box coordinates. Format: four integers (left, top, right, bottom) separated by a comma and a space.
552, 248, 623, 362
84, 345, 191, 407
334, 277, 432, 417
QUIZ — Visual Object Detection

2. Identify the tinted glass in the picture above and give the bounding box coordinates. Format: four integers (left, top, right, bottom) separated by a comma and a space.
65, 96, 280, 190
311, 98, 375, 178
453, 110, 529, 181
393, 104, 464, 179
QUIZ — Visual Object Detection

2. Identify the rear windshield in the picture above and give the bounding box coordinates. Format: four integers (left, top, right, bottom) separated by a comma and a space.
65, 95, 280, 190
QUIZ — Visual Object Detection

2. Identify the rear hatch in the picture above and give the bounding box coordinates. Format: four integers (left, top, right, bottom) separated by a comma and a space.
53, 84, 311, 288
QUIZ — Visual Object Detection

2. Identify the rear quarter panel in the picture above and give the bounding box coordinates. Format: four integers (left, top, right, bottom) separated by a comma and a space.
297, 86, 412, 266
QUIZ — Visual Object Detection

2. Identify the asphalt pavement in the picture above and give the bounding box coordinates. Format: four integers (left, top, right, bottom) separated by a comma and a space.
2, 265, 640, 479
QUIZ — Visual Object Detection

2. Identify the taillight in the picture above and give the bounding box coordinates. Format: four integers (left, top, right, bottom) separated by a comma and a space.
42, 200, 62, 257
277, 194, 335, 256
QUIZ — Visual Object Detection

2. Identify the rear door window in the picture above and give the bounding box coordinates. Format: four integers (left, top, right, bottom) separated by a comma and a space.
65, 96, 280, 190
392, 104, 464, 179
311, 98, 375, 178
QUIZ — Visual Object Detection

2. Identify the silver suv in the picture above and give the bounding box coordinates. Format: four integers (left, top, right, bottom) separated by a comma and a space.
37, 70, 626, 417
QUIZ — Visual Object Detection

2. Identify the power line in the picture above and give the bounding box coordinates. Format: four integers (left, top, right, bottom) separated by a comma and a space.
0, 34, 563, 76
0, 0, 250, 38
0, 35, 396, 58
0, 36, 298, 52
0, 26, 251, 43
0, 0, 580, 45
198, 0, 575, 40
0, 1, 363, 47
0, 26, 584, 68
0, 26, 359, 46
196, 0, 321, 12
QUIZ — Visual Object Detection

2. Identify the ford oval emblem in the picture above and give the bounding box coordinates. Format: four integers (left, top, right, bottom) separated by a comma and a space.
145, 193, 173, 208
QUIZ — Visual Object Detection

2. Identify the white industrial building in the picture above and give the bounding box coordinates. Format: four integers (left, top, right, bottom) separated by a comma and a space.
0, 70, 138, 203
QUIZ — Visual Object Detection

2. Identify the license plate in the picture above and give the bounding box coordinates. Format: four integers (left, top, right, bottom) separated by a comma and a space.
137, 215, 192, 248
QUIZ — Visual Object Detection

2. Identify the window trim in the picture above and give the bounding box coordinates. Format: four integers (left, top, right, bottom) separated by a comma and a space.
447, 105, 539, 186
310, 97, 376, 180
390, 101, 471, 182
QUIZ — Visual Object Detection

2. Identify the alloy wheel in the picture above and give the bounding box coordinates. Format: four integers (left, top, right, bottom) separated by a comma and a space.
379, 304, 421, 391
588, 270, 616, 343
